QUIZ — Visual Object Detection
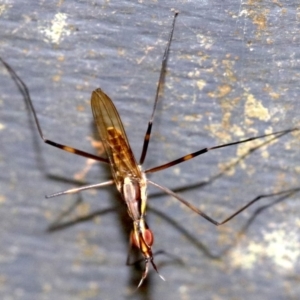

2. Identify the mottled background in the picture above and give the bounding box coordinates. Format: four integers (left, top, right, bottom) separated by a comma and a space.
1, 1, 300, 300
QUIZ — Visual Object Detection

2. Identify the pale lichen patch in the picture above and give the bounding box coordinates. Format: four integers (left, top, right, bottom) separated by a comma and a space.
244, 93, 270, 121
38, 13, 71, 44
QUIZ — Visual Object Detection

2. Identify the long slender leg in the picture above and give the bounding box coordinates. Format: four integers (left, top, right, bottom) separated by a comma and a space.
139, 12, 178, 165
0, 57, 109, 163
45, 180, 114, 198
148, 180, 300, 226
145, 128, 298, 174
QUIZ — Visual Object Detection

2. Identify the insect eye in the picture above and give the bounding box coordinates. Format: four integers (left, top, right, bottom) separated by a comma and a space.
130, 229, 154, 249
144, 229, 154, 246
130, 230, 139, 248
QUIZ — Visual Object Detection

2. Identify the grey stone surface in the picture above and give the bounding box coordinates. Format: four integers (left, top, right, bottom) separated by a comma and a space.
1, 1, 300, 299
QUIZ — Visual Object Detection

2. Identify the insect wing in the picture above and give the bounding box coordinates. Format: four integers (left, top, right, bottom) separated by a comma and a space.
91, 89, 141, 182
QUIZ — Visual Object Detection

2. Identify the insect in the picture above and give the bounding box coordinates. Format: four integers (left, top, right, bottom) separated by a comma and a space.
1, 12, 298, 287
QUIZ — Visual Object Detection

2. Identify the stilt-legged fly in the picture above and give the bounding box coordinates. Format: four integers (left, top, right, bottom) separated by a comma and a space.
1, 12, 298, 287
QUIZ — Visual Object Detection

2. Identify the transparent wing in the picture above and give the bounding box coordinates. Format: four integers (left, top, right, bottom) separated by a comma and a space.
91, 89, 142, 182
